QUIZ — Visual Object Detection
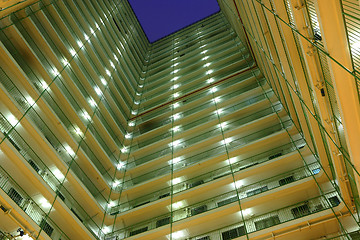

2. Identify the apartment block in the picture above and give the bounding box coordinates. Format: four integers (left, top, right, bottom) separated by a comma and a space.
0, 0, 359, 240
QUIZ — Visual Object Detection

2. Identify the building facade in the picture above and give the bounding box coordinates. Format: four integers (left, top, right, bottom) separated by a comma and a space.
0, 0, 359, 240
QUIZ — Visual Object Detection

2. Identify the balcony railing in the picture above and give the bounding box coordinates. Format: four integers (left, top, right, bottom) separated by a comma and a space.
192, 192, 341, 240
135, 74, 264, 129
0, 165, 69, 240
0, 113, 103, 238
110, 139, 306, 214
119, 119, 293, 192
107, 191, 340, 239
130, 101, 280, 155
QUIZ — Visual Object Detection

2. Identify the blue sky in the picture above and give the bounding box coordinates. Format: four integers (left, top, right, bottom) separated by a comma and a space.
128, 0, 220, 43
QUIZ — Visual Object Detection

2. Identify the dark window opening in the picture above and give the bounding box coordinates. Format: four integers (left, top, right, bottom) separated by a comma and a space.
254, 216, 280, 231
40, 219, 54, 237
222, 226, 245, 240
113, 18, 122, 33
291, 204, 310, 218
129, 227, 148, 236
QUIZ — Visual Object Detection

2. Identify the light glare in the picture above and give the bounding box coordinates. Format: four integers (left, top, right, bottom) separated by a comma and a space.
207, 78, 214, 84
173, 102, 180, 108
94, 86, 102, 96
100, 77, 107, 86
117, 162, 125, 169
26, 96, 35, 106
7, 114, 18, 127
65, 145, 75, 157
210, 87, 217, 93
53, 169, 65, 180
40, 198, 51, 209
172, 177, 182, 185
173, 113, 181, 120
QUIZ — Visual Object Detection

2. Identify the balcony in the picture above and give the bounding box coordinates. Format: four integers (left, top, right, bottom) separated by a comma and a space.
106, 191, 340, 239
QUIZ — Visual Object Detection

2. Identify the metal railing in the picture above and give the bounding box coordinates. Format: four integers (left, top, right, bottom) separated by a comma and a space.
107, 191, 338, 239
0, 165, 69, 240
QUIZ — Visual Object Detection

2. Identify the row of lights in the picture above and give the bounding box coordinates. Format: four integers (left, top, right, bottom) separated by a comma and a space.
67, 36, 124, 137
102, 28, 222, 234
10, 10, 141, 238
66, 25, 131, 166
89, 11, 254, 238
99, 8, 142, 220
167, 135, 232, 151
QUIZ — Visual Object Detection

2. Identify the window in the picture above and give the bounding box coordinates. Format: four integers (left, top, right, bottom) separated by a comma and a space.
221, 226, 245, 240
254, 216, 280, 231
291, 204, 310, 218
246, 186, 268, 197
279, 176, 295, 186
